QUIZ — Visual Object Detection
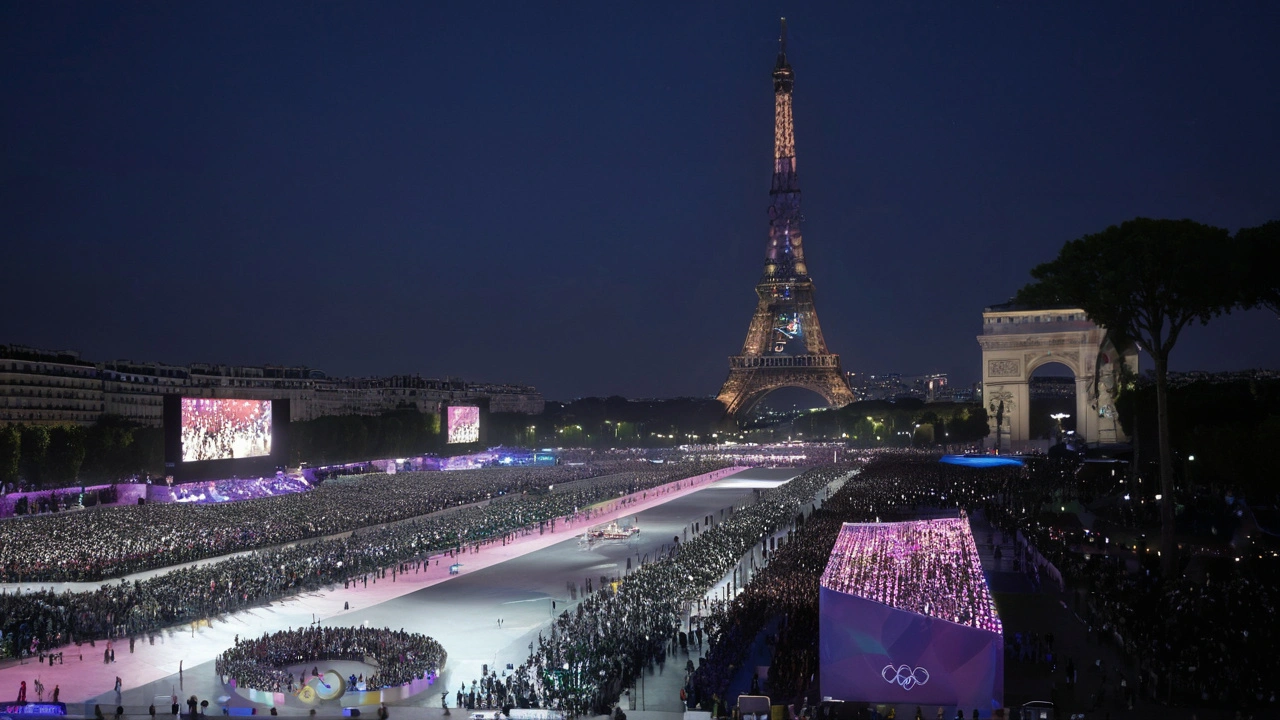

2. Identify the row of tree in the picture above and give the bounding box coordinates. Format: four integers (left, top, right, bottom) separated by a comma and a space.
288, 407, 440, 466
485, 396, 730, 447
0, 418, 163, 488
1117, 376, 1280, 501
788, 399, 991, 447
0, 408, 445, 490
481, 396, 992, 449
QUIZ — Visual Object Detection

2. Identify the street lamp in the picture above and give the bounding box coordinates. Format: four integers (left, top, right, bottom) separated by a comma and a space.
1050, 413, 1070, 442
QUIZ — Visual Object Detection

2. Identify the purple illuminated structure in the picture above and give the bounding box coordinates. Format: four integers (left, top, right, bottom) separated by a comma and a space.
819, 518, 1003, 710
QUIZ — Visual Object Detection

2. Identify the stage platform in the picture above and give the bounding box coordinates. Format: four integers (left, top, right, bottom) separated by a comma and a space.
819, 517, 1004, 711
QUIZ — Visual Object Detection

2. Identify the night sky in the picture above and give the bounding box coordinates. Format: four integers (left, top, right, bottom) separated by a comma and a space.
4, 3, 1278, 401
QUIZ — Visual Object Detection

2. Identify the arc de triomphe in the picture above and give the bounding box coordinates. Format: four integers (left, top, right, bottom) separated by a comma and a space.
977, 303, 1138, 451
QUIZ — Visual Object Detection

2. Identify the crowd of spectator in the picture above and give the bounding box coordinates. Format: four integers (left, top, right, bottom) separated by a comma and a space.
685, 454, 1276, 715
556, 446, 837, 468
215, 626, 445, 693
0, 460, 730, 660
166, 475, 311, 505
2, 486, 121, 518
987, 466, 1279, 714
6, 442, 1271, 715
0, 460, 708, 582
690, 456, 1019, 710
504, 464, 852, 717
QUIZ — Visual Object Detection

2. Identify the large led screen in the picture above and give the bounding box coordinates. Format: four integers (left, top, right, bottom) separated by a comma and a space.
181, 398, 273, 462
447, 406, 480, 444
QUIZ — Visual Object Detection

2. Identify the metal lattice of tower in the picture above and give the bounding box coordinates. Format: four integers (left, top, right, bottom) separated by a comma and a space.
716, 19, 856, 419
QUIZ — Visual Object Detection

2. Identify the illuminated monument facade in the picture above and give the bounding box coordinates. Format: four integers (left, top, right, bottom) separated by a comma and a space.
717, 20, 856, 418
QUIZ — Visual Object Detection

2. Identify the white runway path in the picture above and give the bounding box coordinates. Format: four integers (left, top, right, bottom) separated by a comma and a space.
0, 466, 809, 714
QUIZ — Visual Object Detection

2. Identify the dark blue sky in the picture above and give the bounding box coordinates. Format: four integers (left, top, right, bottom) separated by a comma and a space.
4, 2, 1278, 401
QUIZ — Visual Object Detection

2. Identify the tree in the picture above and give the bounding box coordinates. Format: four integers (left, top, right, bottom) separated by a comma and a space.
912, 423, 935, 446
18, 424, 50, 486
946, 406, 990, 446
0, 425, 19, 486
81, 416, 139, 482
1236, 220, 1280, 315
1015, 217, 1242, 577
45, 425, 87, 486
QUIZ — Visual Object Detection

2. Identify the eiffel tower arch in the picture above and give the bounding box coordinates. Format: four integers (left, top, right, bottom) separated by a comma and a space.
716, 19, 855, 419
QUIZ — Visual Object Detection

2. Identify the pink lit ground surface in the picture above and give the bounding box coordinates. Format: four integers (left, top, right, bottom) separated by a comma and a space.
0, 466, 796, 712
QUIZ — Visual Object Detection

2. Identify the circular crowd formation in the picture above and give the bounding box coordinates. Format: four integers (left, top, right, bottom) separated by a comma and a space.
215, 626, 447, 695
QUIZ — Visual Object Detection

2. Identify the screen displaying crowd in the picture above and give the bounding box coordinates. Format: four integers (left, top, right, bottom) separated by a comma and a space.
447, 405, 480, 444
181, 398, 272, 462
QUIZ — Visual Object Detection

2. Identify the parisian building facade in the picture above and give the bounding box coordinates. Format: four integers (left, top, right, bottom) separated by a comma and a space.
0, 345, 543, 427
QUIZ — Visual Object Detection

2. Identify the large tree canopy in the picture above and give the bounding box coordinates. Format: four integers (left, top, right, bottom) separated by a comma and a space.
1014, 217, 1245, 579
1236, 219, 1280, 316
1014, 218, 1238, 359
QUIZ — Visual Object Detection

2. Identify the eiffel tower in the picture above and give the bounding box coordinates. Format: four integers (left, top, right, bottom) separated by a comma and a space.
716, 19, 856, 419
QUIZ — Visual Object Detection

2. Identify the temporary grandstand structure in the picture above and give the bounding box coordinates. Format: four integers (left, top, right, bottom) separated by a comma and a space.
819, 517, 1004, 710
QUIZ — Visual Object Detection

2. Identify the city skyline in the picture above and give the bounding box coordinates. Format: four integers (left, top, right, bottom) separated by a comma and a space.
4, 4, 1278, 401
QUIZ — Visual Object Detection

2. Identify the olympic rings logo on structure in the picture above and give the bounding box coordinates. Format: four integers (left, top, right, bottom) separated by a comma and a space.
881, 664, 930, 690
